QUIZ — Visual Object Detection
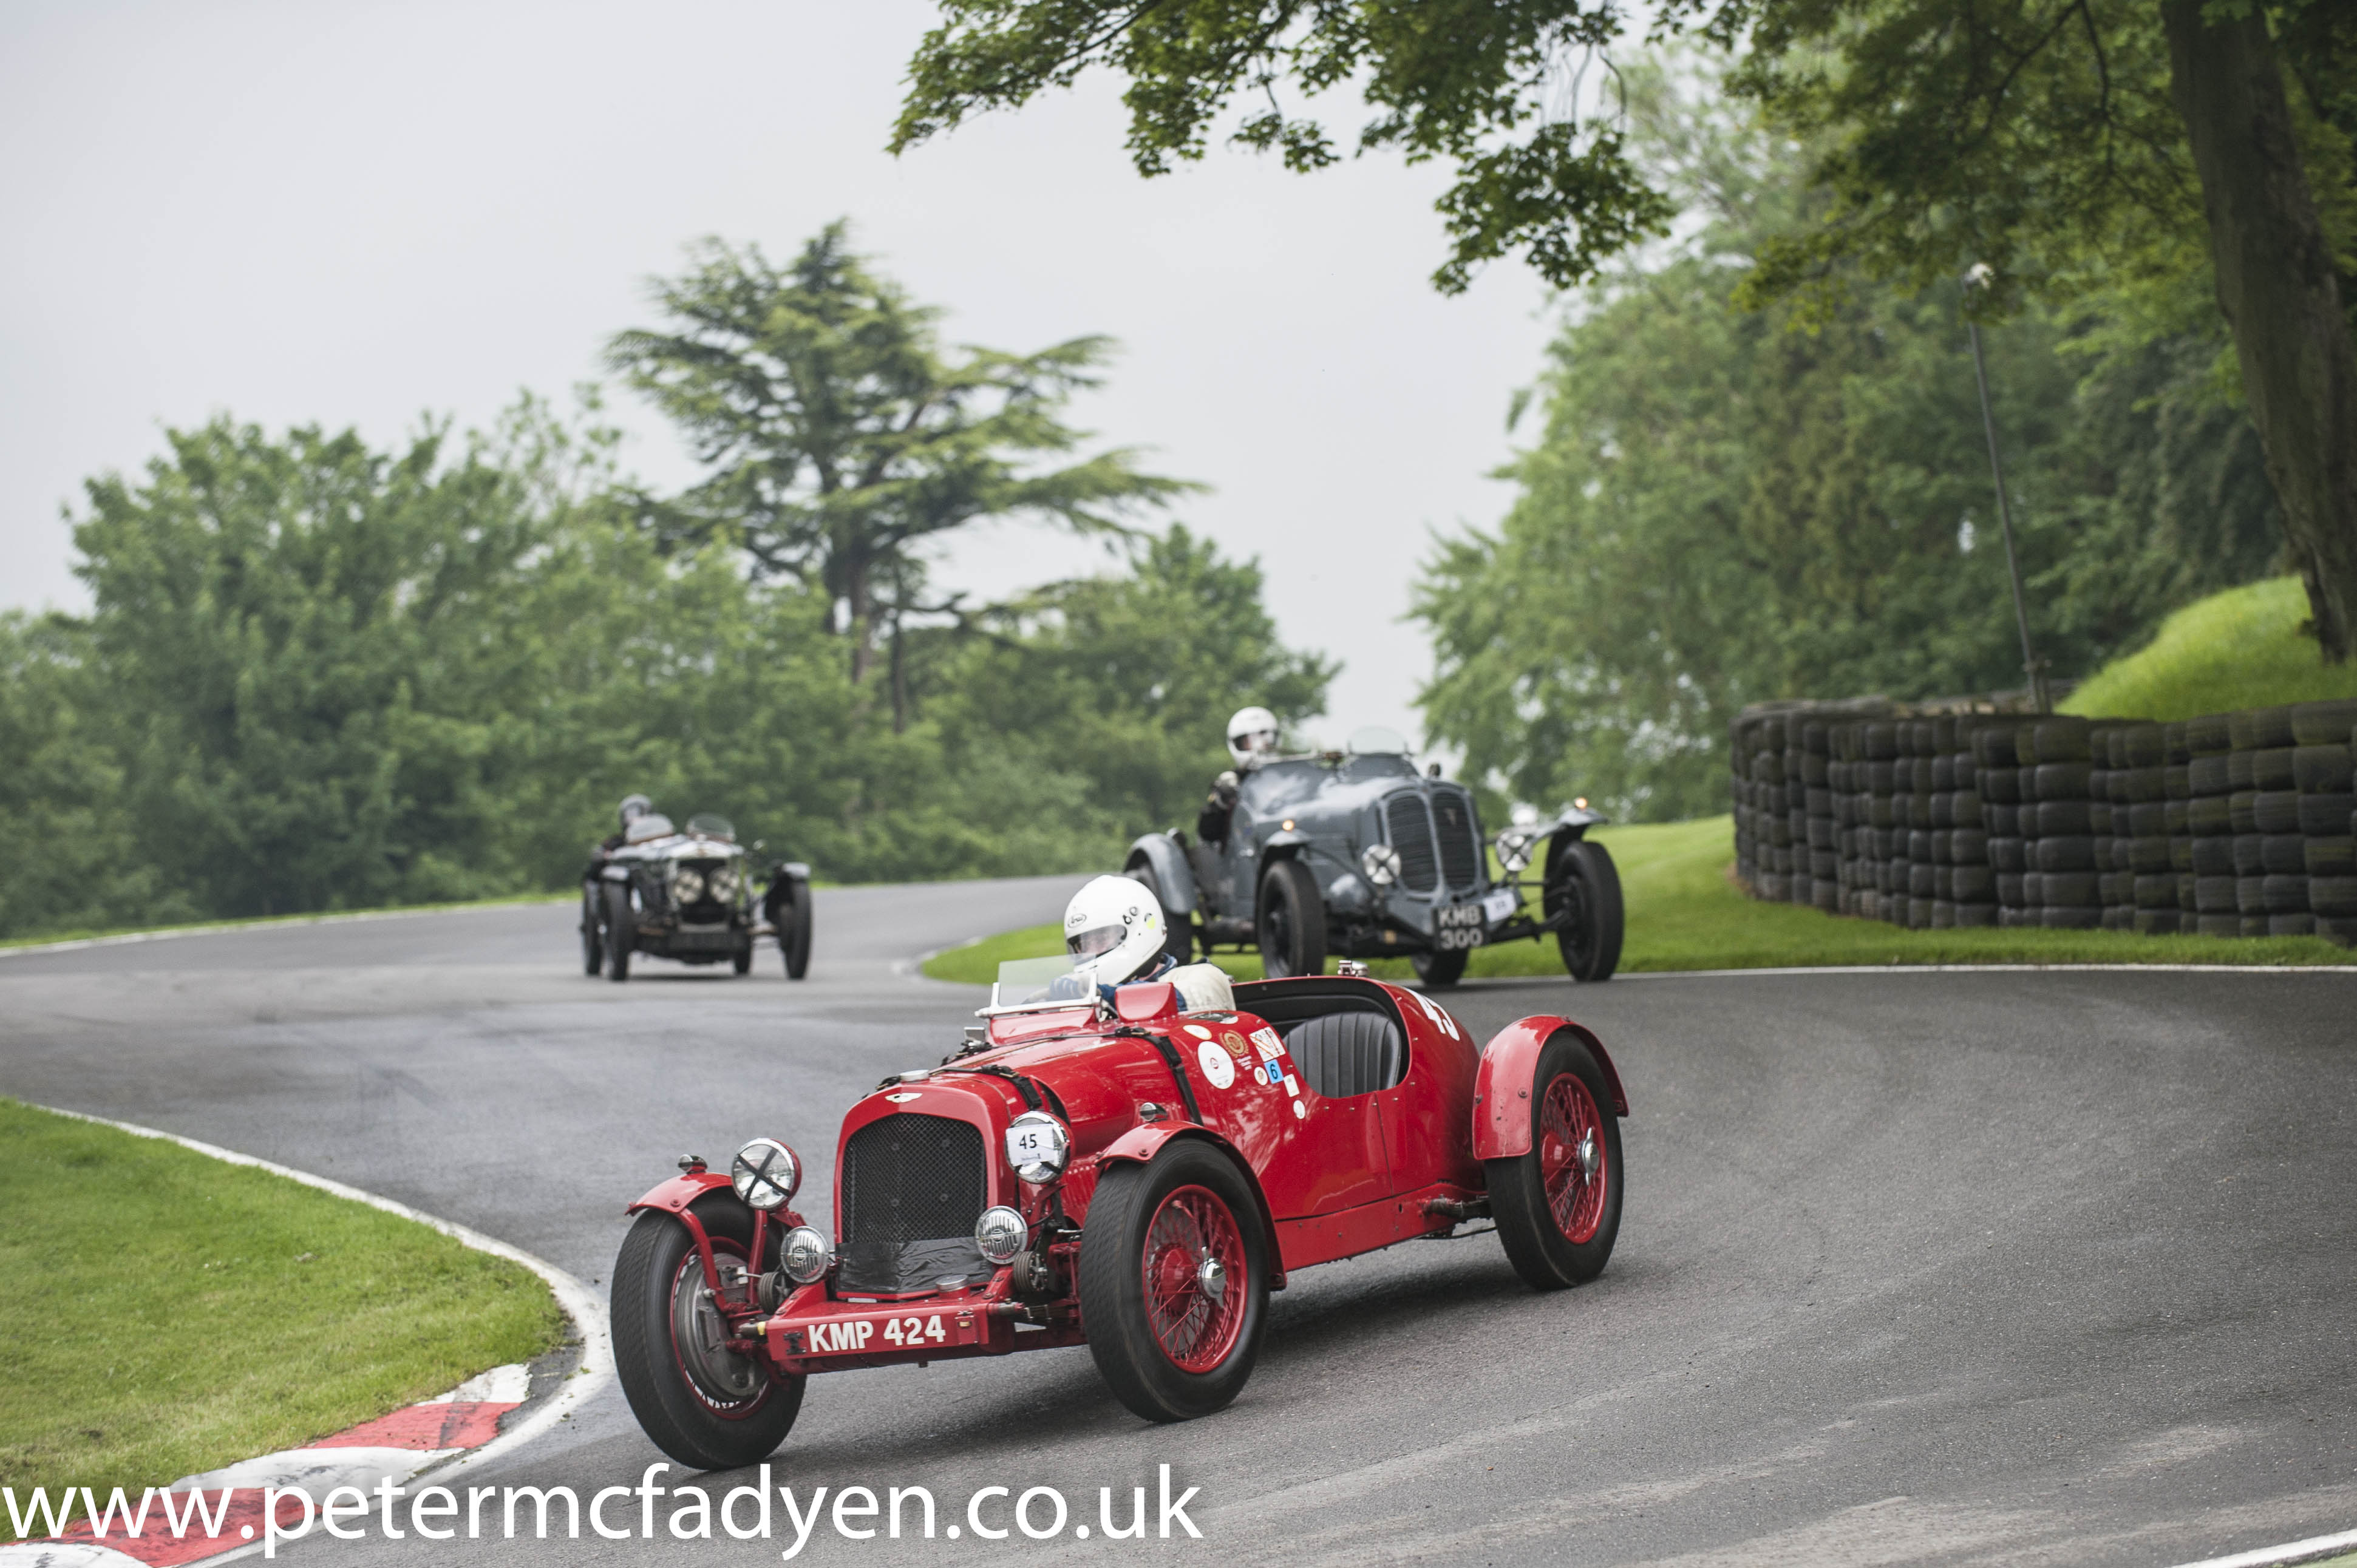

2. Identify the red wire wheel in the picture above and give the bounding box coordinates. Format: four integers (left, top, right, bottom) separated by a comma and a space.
1141, 1186, 1250, 1374
1081, 1140, 1269, 1421
1537, 1072, 1610, 1244
1487, 1031, 1624, 1291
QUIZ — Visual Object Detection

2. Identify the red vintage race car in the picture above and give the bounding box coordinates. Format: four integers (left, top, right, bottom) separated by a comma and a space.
610, 960, 1628, 1470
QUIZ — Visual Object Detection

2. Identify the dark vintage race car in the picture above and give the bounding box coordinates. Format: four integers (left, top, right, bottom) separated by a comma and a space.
582, 812, 813, 982
610, 955, 1627, 1469
1123, 728, 1623, 986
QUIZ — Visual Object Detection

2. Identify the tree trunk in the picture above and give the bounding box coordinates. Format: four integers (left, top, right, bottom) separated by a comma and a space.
2165, 0, 2357, 662
888, 611, 909, 734
846, 566, 872, 684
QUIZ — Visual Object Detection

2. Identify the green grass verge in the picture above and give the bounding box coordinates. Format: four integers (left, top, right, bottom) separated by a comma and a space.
2061, 575, 2357, 721
922, 816, 2354, 983
0, 1100, 566, 1496
0, 892, 577, 952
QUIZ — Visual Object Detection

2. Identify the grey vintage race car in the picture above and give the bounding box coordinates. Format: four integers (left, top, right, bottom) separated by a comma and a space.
1122, 728, 1622, 987
582, 813, 813, 982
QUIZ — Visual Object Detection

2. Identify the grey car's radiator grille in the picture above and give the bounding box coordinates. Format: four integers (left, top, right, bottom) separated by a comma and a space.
842, 1113, 985, 1251
1385, 795, 1440, 892
1432, 790, 1480, 889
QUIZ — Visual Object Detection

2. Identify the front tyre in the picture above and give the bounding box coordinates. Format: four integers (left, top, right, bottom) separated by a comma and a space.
1548, 839, 1624, 983
1411, 948, 1468, 988
580, 884, 604, 976
1487, 1030, 1623, 1291
1256, 858, 1327, 978
611, 1197, 803, 1471
779, 878, 812, 980
604, 883, 634, 982
1079, 1141, 1268, 1422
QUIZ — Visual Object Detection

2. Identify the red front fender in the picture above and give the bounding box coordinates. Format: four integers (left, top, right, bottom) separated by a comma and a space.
1472, 1016, 1628, 1161
1097, 1125, 1287, 1291
625, 1169, 735, 1216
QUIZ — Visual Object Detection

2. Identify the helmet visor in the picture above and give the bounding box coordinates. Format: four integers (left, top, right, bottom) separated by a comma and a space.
1066, 924, 1127, 960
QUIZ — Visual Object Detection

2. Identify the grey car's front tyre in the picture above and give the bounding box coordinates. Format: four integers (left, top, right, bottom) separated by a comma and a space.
1256, 858, 1327, 977
1549, 840, 1623, 983
604, 882, 634, 982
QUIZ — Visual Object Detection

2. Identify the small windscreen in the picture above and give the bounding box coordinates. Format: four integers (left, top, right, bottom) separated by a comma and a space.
991, 954, 1093, 1010
1347, 725, 1411, 756
624, 813, 675, 843
686, 813, 735, 841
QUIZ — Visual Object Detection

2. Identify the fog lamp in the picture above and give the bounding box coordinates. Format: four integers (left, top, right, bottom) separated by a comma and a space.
780, 1225, 832, 1284
1004, 1110, 1070, 1184
730, 1138, 800, 1209
1361, 844, 1401, 887
974, 1206, 1028, 1266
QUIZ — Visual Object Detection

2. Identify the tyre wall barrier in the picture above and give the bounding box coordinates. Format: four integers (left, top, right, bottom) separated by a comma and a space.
1728, 698, 2357, 945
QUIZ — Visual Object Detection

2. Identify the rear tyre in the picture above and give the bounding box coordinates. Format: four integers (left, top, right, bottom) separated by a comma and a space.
1547, 839, 1624, 982
611, 1196, 803, 1470
1256, 858, 1327, 977
780, 879, 812, 980
731, 940, 753, 976
1410, 948, 1468, 988
1127, 860, 1196, 966
580, 884, 604, 976
1079, 1141, 1268, 1422
1487, 1030, 1623, 1291
604, 882, 634, 982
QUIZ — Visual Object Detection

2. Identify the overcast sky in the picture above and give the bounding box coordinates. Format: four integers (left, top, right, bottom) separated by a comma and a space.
0, 0, 1555, 748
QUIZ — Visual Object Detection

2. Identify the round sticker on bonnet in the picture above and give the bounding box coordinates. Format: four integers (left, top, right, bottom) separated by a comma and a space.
1194, 1040, 1237, 1090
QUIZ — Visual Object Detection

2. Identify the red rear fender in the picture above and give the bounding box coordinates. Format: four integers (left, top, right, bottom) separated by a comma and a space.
1472, 1017, 1628, 1161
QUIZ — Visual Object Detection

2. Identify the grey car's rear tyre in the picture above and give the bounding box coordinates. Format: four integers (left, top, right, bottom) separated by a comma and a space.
1127, 860, 1195, 965
612, 1195, 803, 1470
1487, 1030, 1624, 1291
1411, 948, 1468, 988
1256, 858, 1327, 977
1548, 839, 1624, 982
580, 884, 604, 975
780, 878, 812, 979
604, 882, 634, 982
1079, 1140, 1268, 1422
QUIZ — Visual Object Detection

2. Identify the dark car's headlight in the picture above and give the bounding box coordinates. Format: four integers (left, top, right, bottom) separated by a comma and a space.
709, 865, 740, 901
730, 1138, 800, 1209
674, 867, 707, 903
1361, 844, 1401, 887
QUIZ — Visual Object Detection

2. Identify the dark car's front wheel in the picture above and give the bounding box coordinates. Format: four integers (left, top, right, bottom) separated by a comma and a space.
604, 883, 634, 982
1547, 839, 1624, 982
612, 1196, 803, 1470
1256, 859, 1327, 977
1412, 948, 1469, 988
1080, 1141, 1268, 1422
580, 884, 604, 976
777, 878, 812, 980
1487, 1030, 1623, 1291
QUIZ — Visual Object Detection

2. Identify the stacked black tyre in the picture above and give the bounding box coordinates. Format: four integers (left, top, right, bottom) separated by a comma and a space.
1945, 718, 1997, 927
2107, 721, 2174, 935
1860, 719, 1900, 923
1750, 716, 1792, 902
2026, 718, 2104, 929
2297, 700, 2357, 943
1976, 721, 2029, 927
2182, 713, 2237, 937
2223, 704, 2304, 936
1800, 719, 1838, 914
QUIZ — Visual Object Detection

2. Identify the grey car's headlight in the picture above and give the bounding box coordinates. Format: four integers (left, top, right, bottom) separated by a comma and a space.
974, 1206, 1028, 1265
1004, 1110, 1070, 1185
1361, 844, 1401, 887
673, 866, 707, 903
780, 1225, 832, 1284
730, 1138, 799, 1209
1496, 830, 1533, 874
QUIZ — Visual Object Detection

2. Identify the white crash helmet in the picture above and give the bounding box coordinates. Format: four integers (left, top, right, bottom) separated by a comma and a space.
1226, 705, 1281, 768
1063, 874, 1167, 988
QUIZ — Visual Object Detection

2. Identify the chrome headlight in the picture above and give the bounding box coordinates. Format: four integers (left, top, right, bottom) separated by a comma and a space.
780, 1225, 832, 1284
1496, 830, 1532, 874
974, 1205, 1028, 1266
1003, 1110, 1070, 1185
709, 865, 739, 901
1361, 844, 1401, 887
673, 866, 707, 903
729, 1138, 799, 1209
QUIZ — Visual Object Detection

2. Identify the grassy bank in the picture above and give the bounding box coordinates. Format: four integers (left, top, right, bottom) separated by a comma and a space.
0, 1101, 566, 1496
2061, 575, 2357, 720
924, 816, 2353, 983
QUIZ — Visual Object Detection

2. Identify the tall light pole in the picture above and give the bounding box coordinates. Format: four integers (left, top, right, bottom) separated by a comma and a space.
1964, 263, 2049, 713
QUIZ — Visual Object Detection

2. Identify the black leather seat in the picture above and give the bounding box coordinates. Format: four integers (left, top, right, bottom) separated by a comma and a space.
1282, 1011, 1405, 1099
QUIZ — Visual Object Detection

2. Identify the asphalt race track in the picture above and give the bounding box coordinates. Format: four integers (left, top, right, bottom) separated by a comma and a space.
5, 885, 2355, 1566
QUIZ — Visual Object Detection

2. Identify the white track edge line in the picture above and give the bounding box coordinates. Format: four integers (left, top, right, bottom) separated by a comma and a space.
0, 900, 567, 960
1604, 962, 2357, 978
30, 1104, 610, 1486
2168, 1523, 2357, 1568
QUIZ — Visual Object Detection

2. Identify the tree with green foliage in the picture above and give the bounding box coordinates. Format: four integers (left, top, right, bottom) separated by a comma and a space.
894, 0, 2357, 662
606, 223, 1198, 710
1413, 61, 2282, 822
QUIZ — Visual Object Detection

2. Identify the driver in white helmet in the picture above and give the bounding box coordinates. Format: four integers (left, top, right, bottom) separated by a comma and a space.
1198, 705, 1281, 846
1051, 875, 1233, 1013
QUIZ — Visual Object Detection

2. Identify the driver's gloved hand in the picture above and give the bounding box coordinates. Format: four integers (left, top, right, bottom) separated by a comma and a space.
1210, 770, 1239, 809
